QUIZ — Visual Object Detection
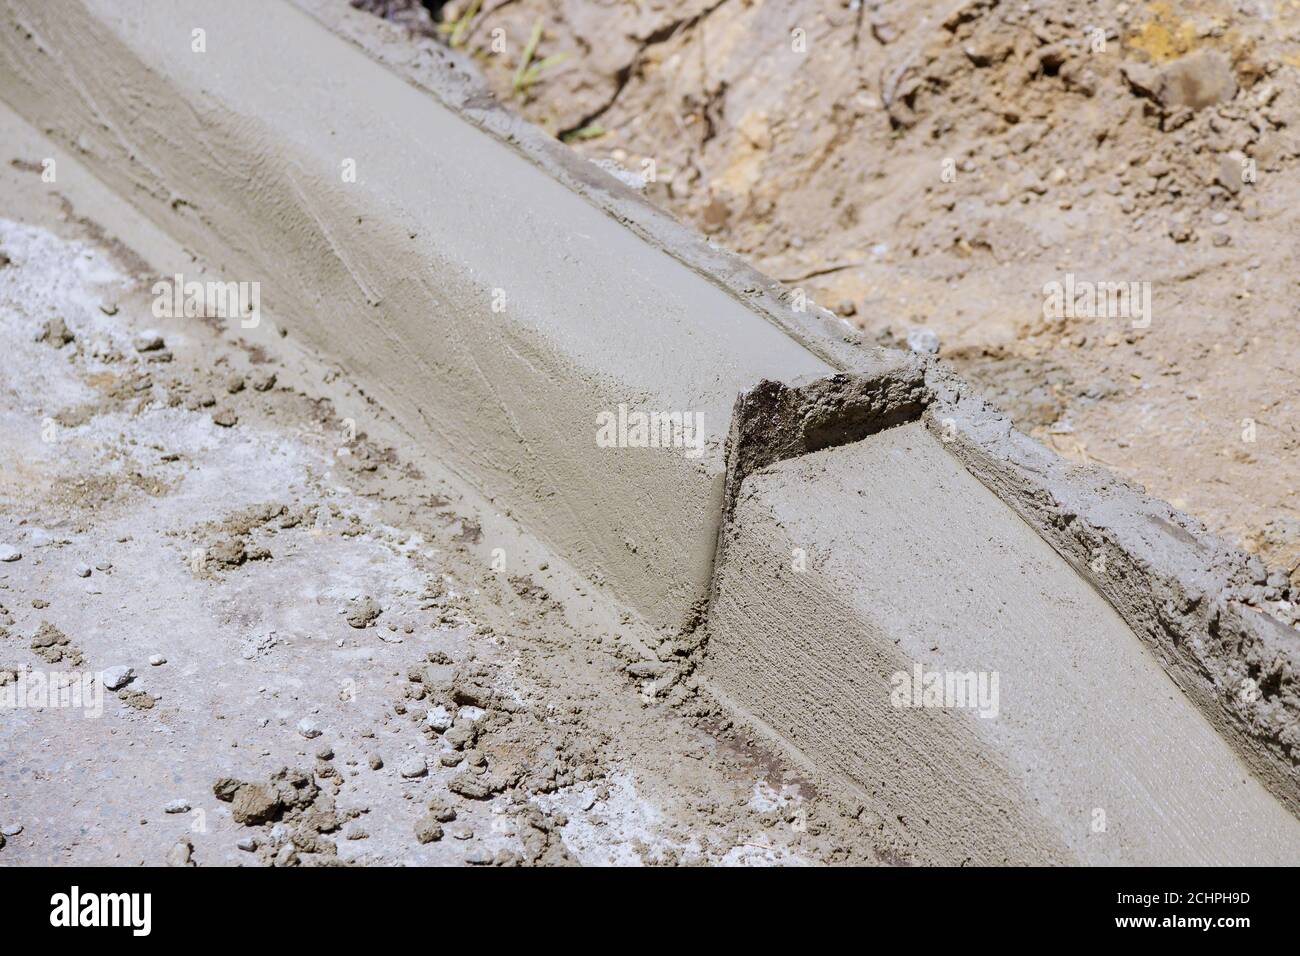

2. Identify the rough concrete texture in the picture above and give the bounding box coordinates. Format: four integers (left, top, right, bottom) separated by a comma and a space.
308, 0, 1300, 846
0, 0, 841, 634
704, 421, 1300, 864
298, 3, 1300, 804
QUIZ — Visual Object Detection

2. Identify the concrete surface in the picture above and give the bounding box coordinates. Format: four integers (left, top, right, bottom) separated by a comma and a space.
705, 421, 1300, 864
0, 99, 848, 867
0, 0, 837, 633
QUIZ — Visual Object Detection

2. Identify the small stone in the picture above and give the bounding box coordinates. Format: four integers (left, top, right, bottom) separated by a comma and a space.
273, 843, 299, 867
134, 331, 165, 352
236, 836, 258, 852
1156, 50, 1238, 111
1, 824, 22, 837
443, 722, 476, 750
297, 718, 323, 739
74, 564, 92, 578
450, 825, 474, 841
163, 799, 191, 814
367, 753, 384, 770
398, 755, 427, 779
226, 374, 246, 394
231, 784, 281, 825
212, 409, 238, 428
0, 546, 21, 563
101, 665, 134, 691
905, 328, 940, 355
426, 799, 457, 822
425, 705, 453, 732
148, 654, 166, 666
250, 370, 277, 392
39, 317, 75, 347
212, 777, 242, 802
166, 839, 194, 867
315, 745, 334, 761
447, 772, 496, 800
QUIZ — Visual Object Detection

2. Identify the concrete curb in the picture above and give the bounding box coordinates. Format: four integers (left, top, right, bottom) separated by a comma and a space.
704, 418, 1300, 864
3, 0, 1296, 861
0, 0, 852, 632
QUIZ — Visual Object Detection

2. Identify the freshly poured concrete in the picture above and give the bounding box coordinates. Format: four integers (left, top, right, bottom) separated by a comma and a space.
0, 0, 833, 630
4, 0, 1298, 865
704, 422, 1300, 864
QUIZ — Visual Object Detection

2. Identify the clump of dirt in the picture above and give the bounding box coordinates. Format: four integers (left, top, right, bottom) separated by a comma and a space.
29, 622, 82, 666
119, 689, 156, 711
214, 767, 354, 867
183, 503, 310, 575
345, 596, 383, 629
363, 0, 1300, 585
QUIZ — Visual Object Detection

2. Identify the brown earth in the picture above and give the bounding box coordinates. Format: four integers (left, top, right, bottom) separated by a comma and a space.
359, 0, 1300, 587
